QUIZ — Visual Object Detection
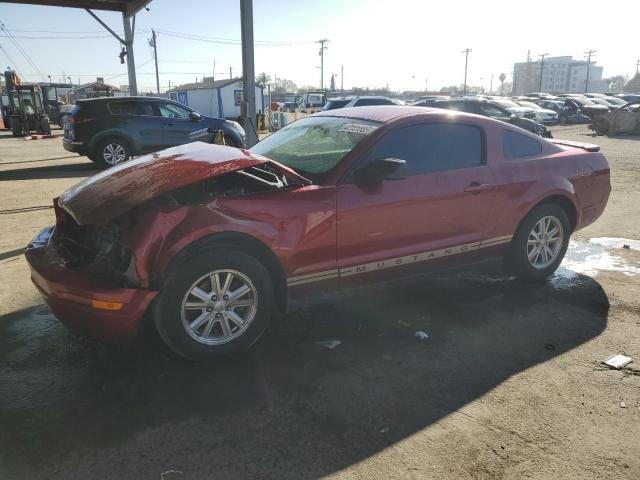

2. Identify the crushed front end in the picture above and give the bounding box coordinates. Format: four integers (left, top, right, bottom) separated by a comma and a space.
24, 200, 158, 341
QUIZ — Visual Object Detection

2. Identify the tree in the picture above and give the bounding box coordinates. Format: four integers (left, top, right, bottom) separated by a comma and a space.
499, 73, 506, 95
624, 73, 640, 93
603, 75, 628, 93
272, 78, 297, 93
330, 73, 336, 91
256, 72, 271, 85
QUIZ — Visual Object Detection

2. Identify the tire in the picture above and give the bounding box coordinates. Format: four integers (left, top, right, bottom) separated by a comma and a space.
39, 117, 51, 136
507, 204, 570, 281
11, 119, 23, 137
90, 137, 131, 168
224, 134, 239, 148
152, 249, 274, 361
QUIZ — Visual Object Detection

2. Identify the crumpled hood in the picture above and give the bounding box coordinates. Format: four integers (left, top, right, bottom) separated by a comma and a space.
58, 142, 304, 225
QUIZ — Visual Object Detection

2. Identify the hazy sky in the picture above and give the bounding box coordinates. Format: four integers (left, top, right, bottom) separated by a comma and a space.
1, 0, 638, 92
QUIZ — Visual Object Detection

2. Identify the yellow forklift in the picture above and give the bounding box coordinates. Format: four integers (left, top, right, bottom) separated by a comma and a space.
4, 70, 51, 137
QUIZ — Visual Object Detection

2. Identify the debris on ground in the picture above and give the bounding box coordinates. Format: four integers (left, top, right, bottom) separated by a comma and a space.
160, 470, 183, 479
397, 320, 411, 327
603, 354, 633, 370
620, 401, 627, 408
313, 339, 341, 349
415, 331, 429, 340
379, 427, 390, 433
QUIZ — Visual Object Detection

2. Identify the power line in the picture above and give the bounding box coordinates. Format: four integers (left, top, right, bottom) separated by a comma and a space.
0, 21, 45, 80
0, 41, 21, 75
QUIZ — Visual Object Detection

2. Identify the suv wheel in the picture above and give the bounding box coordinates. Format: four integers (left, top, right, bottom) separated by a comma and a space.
91, 138, 130, 167
153, 249, 274, 361
507, 204, 570, 281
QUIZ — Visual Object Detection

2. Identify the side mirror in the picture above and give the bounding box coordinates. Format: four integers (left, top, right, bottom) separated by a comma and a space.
510, 113, 518, 121
189, 111, 202, 121
353, 158, 407, 184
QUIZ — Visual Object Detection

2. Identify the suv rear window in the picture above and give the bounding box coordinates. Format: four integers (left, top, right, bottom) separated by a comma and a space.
325, 100, 350, 110
108, 101, 155, 116
502, 130, 542, 158
355, 98, 394, 106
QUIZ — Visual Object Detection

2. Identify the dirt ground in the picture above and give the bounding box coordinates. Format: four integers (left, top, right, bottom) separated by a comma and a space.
0, 126, 639, 480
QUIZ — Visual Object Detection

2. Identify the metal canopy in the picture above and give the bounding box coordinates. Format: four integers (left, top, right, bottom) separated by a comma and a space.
3, 0, 150, 15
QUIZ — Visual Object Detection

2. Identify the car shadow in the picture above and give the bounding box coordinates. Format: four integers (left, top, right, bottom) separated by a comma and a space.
0, 162, 97, 181
0, 266, 609, 479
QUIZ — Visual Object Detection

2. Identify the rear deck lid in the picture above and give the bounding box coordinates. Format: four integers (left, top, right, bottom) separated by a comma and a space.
58, 142, 306, 225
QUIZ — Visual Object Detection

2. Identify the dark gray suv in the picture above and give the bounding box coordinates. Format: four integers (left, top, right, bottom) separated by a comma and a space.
63, 96, 246, 167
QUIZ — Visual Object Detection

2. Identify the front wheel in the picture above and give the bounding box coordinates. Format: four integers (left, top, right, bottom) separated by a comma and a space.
507, 204, 570, 281
153, 249, 274, 361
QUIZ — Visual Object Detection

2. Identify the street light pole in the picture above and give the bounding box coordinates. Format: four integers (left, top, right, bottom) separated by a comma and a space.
317, 39, 328, 90
462, 48, 471, 95
584, 49, 596, 93
538, 53, 549, 92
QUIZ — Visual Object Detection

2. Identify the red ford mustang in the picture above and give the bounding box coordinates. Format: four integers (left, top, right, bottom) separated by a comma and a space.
25, 106, 610, 360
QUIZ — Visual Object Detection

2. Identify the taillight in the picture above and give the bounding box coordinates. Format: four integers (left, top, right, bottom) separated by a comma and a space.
67, 116, 94, 125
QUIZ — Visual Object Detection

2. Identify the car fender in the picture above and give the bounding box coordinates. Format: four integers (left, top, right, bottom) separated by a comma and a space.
510, 176, 579, 233
148, 208, 282, 287
88, 128, 137, 152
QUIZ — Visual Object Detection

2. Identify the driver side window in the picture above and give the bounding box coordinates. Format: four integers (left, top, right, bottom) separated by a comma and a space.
158, 102, 191, 119
360, 122, 484, 176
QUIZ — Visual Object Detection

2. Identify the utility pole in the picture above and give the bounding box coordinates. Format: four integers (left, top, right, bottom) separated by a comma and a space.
341, 64, 344, 91
462, 48, 471, 95
490, 74, 493, 94
584, 49, 596, 93
229, 66, 232, 79
538, 53, 549, 92
149, 29, 160, 94
240, 0, 258, 147
636, 59, 640, 74
317, 39, 328, 89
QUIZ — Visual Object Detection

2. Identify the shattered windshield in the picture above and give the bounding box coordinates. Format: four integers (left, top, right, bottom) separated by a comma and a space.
250, 116, 381, 176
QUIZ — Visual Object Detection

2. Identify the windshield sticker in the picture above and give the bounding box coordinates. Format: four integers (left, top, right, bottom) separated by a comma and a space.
338, 123, 378, 135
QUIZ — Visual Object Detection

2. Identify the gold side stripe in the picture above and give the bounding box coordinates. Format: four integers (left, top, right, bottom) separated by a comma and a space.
286, 235, 512, 286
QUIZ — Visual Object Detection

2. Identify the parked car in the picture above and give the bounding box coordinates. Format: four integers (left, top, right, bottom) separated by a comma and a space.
615, 94, 640, 102
322, 96, 397, 110
513, 100, 559, 124
486, 97, 537, 120
25, 106, 610, 360
534, 99, 590, 124
63, 96, 246, 167
591, 100, 640, 135
410, 96, 450, 107
562, 97, 610, 120
430, 98, 552, 137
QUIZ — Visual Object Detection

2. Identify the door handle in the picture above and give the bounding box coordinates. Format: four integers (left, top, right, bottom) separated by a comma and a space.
464, 182, 492, 194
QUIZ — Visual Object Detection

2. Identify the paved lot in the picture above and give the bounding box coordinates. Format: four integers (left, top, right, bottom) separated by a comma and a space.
1, 126, 639, 479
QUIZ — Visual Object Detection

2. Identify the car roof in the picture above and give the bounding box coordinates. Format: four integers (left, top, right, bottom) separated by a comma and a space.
314, 105, 496, 123
327, 95, 392, 101
77, 96, 169, 103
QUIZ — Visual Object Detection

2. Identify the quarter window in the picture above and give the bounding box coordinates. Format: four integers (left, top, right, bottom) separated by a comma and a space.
502, 130, 542, 158
365, 123, 484, 175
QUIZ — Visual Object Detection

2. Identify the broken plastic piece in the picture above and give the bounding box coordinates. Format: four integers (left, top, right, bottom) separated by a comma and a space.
603, 354, 632, 369
415, 331, 429, 340
314, 339, 341, 349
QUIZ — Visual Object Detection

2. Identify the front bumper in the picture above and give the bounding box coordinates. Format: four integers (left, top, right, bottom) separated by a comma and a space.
25, 226, 158, 341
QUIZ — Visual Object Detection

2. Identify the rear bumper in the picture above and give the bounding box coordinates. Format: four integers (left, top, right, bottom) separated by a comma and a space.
25, 226, 158, 341
63, 138, 87, 155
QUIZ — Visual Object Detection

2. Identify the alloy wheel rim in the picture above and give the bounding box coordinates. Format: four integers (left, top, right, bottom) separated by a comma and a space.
103, 143, 126, 165
527, 216, 564, 269
180, 269, 258, 345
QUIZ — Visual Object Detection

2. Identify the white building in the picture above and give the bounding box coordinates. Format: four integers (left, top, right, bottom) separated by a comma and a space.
167, 77, 266, 119
513, 56, 606, 95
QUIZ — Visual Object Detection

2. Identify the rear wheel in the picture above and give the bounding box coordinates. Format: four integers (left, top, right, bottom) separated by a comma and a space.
39, 117, 51, 136
90, 138, 130, 168
153, 249, 274, 361
507, 204, 570, 281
